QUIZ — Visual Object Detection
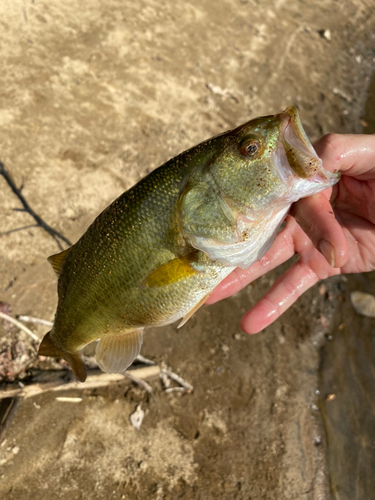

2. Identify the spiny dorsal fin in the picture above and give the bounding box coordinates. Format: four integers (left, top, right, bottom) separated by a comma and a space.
140, 252, 200, 288
47, 247, 71, 277
95, 329, 144, 374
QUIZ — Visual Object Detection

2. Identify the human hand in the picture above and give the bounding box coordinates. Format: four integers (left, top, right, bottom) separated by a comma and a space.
207, 133, 375, 333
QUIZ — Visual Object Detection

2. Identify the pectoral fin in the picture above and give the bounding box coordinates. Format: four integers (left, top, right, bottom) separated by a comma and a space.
177, 293, 210, 328
95, 329, 144, 374
141, 253, 200, 288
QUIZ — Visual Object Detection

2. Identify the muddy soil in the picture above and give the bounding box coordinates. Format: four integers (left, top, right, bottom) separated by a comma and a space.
0, 0, 375, 499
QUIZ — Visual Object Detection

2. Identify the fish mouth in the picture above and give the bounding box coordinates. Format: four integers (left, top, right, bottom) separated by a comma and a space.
277, 106, 340, 183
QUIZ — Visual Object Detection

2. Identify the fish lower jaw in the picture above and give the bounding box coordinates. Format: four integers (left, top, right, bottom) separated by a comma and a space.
272, 142, 340, 201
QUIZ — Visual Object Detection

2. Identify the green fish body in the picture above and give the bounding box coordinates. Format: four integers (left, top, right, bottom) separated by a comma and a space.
39, 107, 339, 381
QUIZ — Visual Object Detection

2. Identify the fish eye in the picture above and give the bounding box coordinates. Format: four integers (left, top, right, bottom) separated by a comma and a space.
240, 138, 262, 158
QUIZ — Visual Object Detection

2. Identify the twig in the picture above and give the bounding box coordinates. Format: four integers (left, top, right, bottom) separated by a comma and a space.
161, 368, 194, 392
0, 224, 38, 237
0, 311, 39, 342
0, 397, 22, 443
136, 354, 157, 365
55, 397, 82, 403
0, 366, 161, 400
160, 370, 171, 389
17, 316, 53, 327
124, 372, 153, 393
0, 160, 72, 250
165, 387, 187, 394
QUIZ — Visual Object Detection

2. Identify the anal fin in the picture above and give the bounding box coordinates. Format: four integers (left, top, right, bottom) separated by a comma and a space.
95, 329, 144, 374
177, 293, 210, 329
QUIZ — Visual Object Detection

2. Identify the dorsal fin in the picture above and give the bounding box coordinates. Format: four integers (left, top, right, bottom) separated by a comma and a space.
47, 247, 71, 277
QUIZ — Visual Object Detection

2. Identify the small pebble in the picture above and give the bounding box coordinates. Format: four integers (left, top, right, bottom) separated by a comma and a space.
351, 291, 375, 317
130, 404, 145, 430
318, 29, 331, 41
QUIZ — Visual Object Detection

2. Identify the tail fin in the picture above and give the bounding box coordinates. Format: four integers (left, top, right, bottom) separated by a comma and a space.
38, 331, 87, 383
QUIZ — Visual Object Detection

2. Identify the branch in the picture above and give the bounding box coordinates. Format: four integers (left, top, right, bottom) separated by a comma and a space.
0, 366, 161, 400
0, 160, 72, 250
0, 311, 39, 342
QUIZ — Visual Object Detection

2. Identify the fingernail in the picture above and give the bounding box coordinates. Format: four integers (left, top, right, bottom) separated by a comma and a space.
319, 240, 335, 267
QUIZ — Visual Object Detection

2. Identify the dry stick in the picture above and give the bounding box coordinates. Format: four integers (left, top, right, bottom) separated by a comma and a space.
160, 370, 171, 389
0, 366, 161, 400
17, 316, 53, 327
165, 387, 187, 394
136, 354, 157, 365
161, 368, 194, 392
0, 311, 39, 342
0, 160, 72, 250
124, 372, 153, 393
0, 224, 39, 236
0, 398, 22, 443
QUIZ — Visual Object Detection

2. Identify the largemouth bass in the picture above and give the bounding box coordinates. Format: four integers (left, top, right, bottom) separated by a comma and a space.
39, 107, 339, 381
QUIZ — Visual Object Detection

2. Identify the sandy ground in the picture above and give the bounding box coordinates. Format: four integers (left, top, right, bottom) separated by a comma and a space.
0, 0, 375, 498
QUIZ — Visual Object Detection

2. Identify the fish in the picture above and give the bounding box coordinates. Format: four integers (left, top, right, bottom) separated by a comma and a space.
38, 106, 339, 382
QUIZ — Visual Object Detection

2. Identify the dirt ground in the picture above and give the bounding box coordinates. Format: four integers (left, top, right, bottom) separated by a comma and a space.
0, 0, 375, 499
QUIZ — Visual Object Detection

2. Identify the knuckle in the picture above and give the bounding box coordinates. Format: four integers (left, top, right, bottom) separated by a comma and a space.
318, 133, 341, 152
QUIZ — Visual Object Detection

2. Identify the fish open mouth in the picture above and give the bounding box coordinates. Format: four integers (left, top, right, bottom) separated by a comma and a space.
278, 106, 339, 183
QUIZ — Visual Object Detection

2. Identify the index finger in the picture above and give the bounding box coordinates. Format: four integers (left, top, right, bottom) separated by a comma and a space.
314, 133, 375, 180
